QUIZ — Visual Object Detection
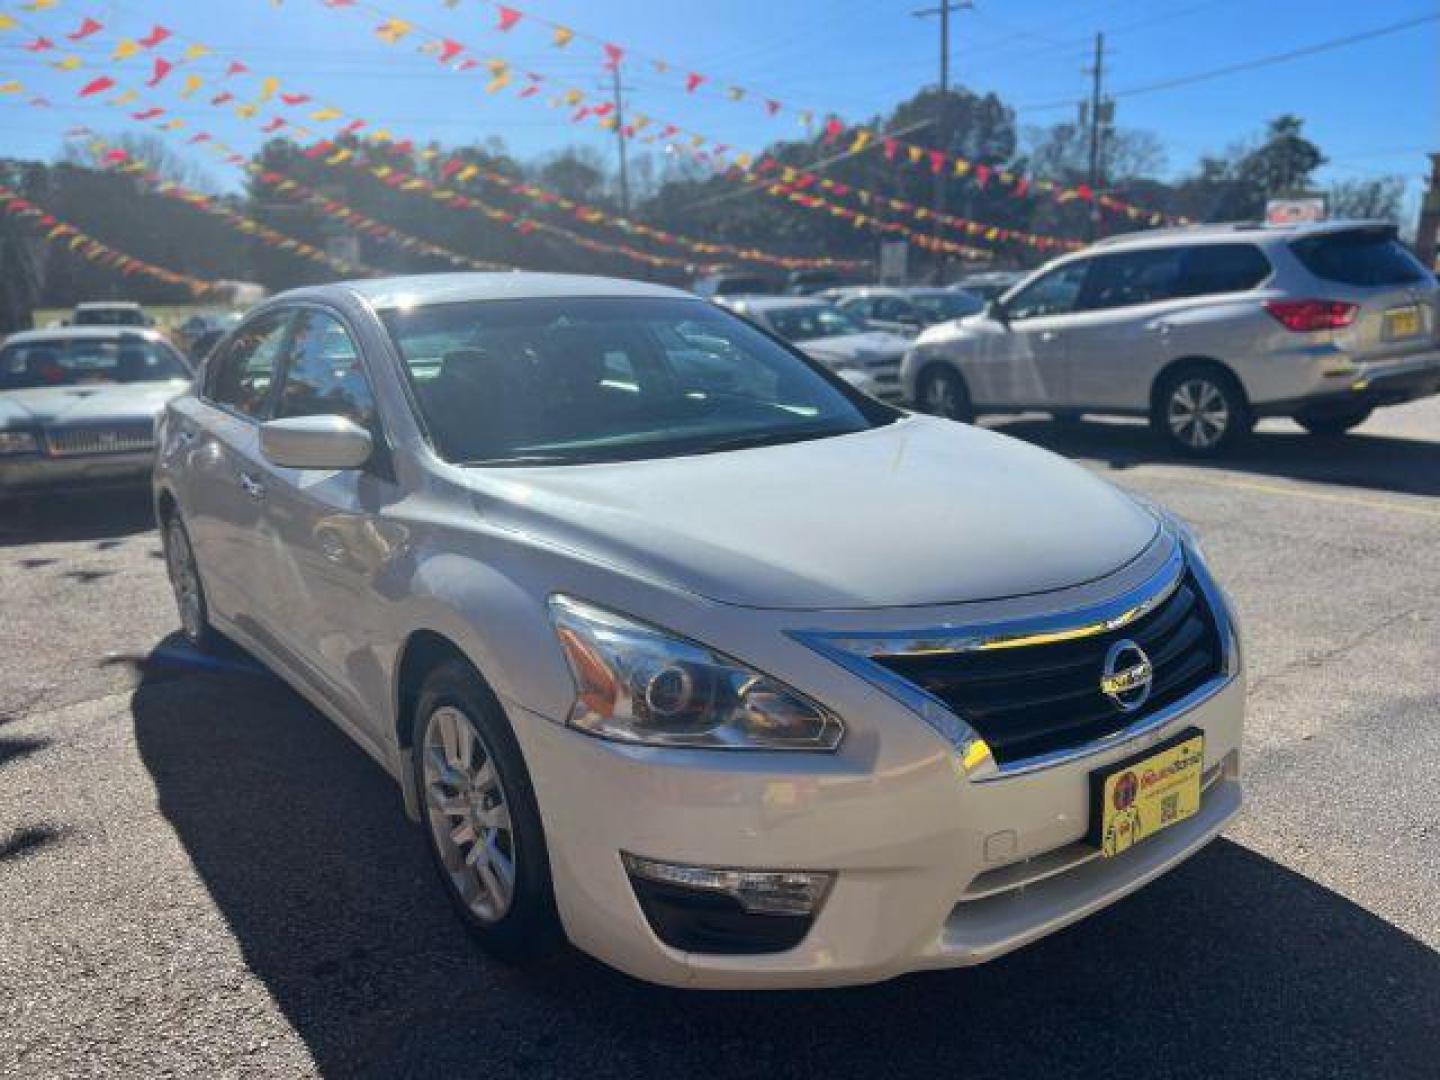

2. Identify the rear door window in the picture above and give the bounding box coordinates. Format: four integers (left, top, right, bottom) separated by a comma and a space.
1176, 244, 1272, 296
1290, 230, 1428, 287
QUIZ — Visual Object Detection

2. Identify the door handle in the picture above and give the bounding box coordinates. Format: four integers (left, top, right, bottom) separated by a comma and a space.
238, 472, 266, 500
1147, 321, 1172, 335
1039, 330, 1059, 342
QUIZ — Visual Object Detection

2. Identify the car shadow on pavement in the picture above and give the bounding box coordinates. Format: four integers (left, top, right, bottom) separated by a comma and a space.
985, 416, 1440, 498
0, 487, 156, 548
131, 639, 1440, 1080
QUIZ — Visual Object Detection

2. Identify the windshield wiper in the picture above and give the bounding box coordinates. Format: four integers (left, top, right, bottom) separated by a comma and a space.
685, 426, 846, 455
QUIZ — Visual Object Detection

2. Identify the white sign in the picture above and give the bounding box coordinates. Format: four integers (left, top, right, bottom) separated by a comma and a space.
1265, 197, 1326, 225
878, 240, 908, 284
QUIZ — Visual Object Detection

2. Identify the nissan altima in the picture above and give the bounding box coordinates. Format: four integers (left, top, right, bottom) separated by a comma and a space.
153, 273, 1244, 988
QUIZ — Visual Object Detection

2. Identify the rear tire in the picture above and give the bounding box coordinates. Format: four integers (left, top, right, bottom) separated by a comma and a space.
412, 659, 560, 964
917, 365, 974, 422
1296, 407, 1372, 436
1152, 367, 1251, 456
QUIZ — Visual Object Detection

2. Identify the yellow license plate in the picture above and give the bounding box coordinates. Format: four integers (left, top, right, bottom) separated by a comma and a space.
1385, 305, 1421, 338
1089, 730, 1204, 858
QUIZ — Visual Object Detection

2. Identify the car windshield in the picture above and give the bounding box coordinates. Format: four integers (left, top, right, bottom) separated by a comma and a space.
73, 307, 147, 326
0, 337, 188, 389
381, 296, 895, 466
764, 304, 863, 341
909, 291, 982, 320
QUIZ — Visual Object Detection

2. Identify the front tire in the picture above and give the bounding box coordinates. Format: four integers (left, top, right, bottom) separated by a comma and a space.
163, 515, 222, 651
1296, 407, 1372, 436
1152, 367, 1251, 456
917, 365, 974, 422
412, 660, 559, 963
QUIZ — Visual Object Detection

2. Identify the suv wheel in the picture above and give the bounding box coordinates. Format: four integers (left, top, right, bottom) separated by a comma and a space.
917, 366, 973, 422
1153, 368, 1250, 456
163, 516, 221, 651
413, 660, 559, 963
1296, 407, 1372, 436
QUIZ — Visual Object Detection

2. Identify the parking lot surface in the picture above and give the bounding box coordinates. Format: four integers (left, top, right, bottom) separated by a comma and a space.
2, 402, 1437, 1079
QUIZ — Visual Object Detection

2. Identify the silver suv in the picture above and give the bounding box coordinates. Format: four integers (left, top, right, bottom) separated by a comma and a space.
903, 221, 1440, 454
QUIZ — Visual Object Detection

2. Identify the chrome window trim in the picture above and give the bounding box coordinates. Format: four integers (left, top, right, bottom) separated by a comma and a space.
791, 523, 1238, 782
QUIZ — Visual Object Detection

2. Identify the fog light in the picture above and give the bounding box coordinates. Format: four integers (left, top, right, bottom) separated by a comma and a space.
622, 854, 834, 954
622, 854, 832, 916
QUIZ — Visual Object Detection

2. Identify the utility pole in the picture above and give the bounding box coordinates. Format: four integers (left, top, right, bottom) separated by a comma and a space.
913, 1, 971, 281
610, 62, 631, 217
1084, 31, 1107, 241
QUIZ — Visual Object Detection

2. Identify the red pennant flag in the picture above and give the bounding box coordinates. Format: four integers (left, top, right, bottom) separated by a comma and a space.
340, 119, 366, 133
303, 141, 333, 159
1074, 181, 1091, 200
188, 132, 211, 144
437, 39, 463, 63
67, 18, 103, 41
146, 58, 174, 87
23, 37, 55, 52
1014, 178, 1029, 198
496, 6, 521, 31
138, 25, 171, 48
591, 102, 614, 117
132, 107, 165, 120
821, 117, 843, 145
103, 148, 128, 162
439, 158, 464, 180
517, 84, 538, 98
280, 92, 310, 105
928, 150, 945, 174
685, 72, 705, 92
764, 99, 780, 116
603, 43, 623, 70
882, 137, 898, 161
456, 57, 479, 71
210, 91, 234, 105
976, 164, 992, 187
659, 124, 678, 139
261, 117, 286, 132
78, 76, 115, 97
225, 60, 248, 77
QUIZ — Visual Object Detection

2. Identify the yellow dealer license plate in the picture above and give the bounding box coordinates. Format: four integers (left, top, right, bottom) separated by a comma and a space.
1385, 305, 1421, 339
1088, 729, 1204, 858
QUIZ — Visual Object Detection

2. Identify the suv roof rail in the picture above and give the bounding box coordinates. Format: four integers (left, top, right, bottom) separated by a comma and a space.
1089, 222, 1264, 248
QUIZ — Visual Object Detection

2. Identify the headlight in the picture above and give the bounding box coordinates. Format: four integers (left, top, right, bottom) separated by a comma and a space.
0, 432, 39, 455
548, 596, 844, 750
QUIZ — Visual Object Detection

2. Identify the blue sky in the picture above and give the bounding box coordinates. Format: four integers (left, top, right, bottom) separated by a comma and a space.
2, 0, 1436, 213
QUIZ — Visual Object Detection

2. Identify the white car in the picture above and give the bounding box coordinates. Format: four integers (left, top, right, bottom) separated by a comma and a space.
155, 273, 1244, 989
718, 295, 910, 401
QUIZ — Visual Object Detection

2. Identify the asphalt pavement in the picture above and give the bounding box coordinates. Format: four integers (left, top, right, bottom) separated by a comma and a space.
1, 401, 1437, 1078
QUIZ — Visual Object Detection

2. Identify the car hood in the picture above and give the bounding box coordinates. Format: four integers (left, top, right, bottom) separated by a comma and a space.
0, 381, 188, 427
467, 415, 1159, 611
797, 331, 910, 364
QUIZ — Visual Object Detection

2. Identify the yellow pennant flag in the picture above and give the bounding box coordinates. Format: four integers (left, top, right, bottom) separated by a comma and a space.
23, 0, 59, 10
179, 74, 203, 98
726, 86, 744, 101
113, 38, 140, 60
309, 106, 341, 122
162, 118, 184, 131
368, 128, 392, 142
485, 71, 512, 94
375, 18, 412, 44
112, 89, 138, 105
0, 80, 22, 94
182, 43, 210, 62
0, 14, 16, 30
562, 88, 582, 105
849, 130, 872, 153
51, 55, 82, 71
257, 76, 278, 102
458, 164, 479, 182
235, 102, 257, 119
551, 25, 573, 47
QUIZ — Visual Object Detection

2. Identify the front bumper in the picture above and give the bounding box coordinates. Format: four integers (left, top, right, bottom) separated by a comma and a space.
0, 450, 155, 493
507, 671, 1244, 989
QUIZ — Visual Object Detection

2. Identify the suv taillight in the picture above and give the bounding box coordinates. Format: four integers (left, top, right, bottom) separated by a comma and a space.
1263, 299, 1358, 332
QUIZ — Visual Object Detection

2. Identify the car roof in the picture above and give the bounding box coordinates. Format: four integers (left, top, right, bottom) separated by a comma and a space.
281, 272, 696, 310
725, 295, 833, 312
3, 326, 168, 345
1087, 218, 1395, 252
74, 301, 144, 310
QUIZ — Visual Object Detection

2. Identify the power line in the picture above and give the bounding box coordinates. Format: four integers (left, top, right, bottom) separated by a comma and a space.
1015, 12, 1440, 113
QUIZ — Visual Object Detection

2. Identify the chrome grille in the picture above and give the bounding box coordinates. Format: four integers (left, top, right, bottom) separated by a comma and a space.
871, 572, 1223, 766
44, 423, 155, 457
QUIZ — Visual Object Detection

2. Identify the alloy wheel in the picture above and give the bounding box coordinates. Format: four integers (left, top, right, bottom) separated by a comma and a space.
922, 371, 964, 419
421, 704, 517, 923
1166, 378, 1230, 450
165, 520, 205, 644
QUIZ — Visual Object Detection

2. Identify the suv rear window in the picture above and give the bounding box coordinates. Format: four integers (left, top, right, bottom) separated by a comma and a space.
1290, 230, 1428, 287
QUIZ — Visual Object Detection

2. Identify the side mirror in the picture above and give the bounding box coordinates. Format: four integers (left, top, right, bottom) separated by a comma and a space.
260, 415, 372, 470
988, 300, 1010, 326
